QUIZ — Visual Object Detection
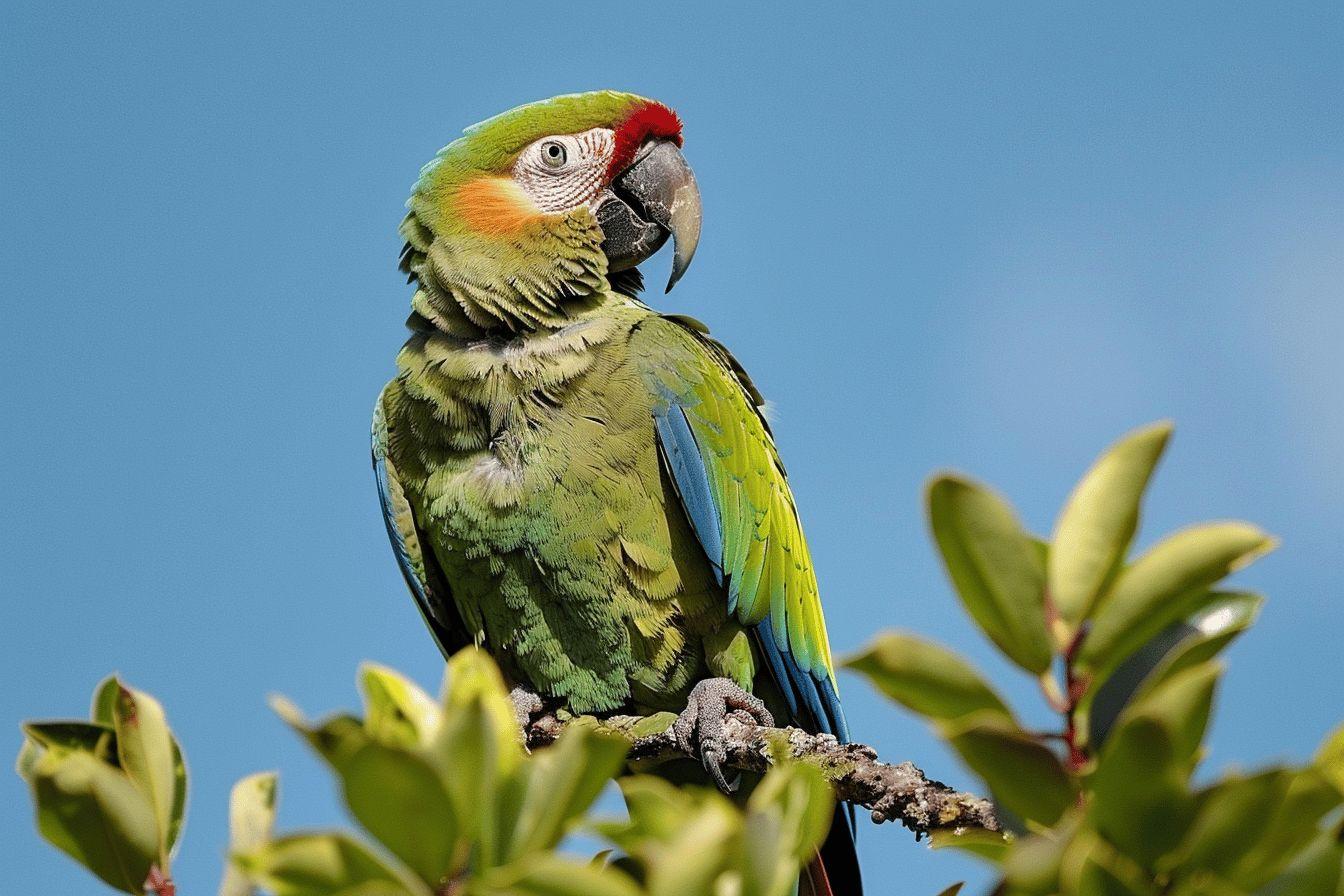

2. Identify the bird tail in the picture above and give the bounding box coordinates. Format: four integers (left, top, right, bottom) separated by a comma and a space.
799, 804, 862, 896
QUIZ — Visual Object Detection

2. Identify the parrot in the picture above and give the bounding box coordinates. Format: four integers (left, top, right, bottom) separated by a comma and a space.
373, 91, 861, 895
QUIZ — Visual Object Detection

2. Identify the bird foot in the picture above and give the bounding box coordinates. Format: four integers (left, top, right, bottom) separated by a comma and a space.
672, 678, 773, 792
508, 686, 544, 739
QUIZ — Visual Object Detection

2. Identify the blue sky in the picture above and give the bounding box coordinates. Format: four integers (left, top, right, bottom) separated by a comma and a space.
2, 3, 1341, 893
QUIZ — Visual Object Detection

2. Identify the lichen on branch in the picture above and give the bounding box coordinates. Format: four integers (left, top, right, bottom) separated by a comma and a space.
524, 709, 1000, 837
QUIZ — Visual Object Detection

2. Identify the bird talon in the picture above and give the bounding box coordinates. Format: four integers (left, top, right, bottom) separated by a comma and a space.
673, 678, 770, 793
508, 686, 544, 739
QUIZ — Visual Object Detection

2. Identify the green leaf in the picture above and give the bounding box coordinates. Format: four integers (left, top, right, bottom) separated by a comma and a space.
1255, 832, 1344, 896
273, 697, 461, 885
109, 679, 185, 865
22, 721, 119, 765
939, 711, 1074, 825
1076, 522, 1275, 685
740, 762, 836, 896
238, 832, 430, 896
1089, 665, 1218, 867
359, 664, 440, 748
437, 647, 524, 776
1049, 421, 1172, 630
506, 724, 628, 860
1075, 851, 1156, 896
220, 771, 278, 896
599, 775, 698, 850
929, 827, 1010, 864
91, 675, 120, 726
927, 475, 1053, 673
1226, 768, 1342, 889
844, 631, 1014, 723
1004, 828, 1074, 895
28, 747, 159, 894
645, 799, 737, 896
16, 737, 41, 782
1170, 769, 1290, 878
475, 855, 643, 896
1089, 592, 1261, 750
1314, 722, 1344, 797
1137, 592, 1262, 699
1125, 662, 1220, 773
1091, 722, 1189, 868
934, 885, 965, 896
344, 742, 460, 884
597, 779, 741, 896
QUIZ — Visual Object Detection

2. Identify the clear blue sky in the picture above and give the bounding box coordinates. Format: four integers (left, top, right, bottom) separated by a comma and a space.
3, 3, 1341, 893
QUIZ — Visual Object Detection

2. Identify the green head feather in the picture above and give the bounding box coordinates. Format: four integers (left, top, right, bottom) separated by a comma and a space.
399, 91, 667, 332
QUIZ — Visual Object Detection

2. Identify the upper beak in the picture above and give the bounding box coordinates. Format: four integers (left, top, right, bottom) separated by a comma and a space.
596, 140, 702, 292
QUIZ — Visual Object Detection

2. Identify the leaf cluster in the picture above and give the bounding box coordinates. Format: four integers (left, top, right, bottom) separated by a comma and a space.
846, 422, 1344, 895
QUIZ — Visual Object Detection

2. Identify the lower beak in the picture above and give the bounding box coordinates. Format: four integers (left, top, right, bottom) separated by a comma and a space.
596, 140, 702, 292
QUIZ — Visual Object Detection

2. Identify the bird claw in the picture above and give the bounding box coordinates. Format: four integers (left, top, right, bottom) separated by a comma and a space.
508, 686, 544, 739
672, 678, 773, 792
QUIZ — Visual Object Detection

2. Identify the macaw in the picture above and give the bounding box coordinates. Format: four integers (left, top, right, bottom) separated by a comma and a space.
373, 91, 861, 895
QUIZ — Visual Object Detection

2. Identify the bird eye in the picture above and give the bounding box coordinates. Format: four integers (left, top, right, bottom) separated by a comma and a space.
540, 140, 567, 168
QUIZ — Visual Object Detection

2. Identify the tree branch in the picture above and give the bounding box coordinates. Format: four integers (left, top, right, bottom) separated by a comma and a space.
525, 710, 1000, 838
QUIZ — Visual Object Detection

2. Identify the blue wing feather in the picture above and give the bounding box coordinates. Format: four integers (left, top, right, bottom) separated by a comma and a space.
654, 394, 848, 742
654, 404, 724, 583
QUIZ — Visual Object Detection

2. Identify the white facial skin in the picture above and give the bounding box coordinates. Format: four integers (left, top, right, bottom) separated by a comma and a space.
512, 127, 616, 213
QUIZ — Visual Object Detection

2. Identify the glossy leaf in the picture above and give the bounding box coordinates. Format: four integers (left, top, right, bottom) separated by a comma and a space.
1092, 719, 1191, 867
438, 647, 523, 777
109, 679, 185, 864
940, 711, 1074, 825
28, 747, 159, 894
436, 694, 508, 868
1314, 721, 1344, 797
238, 832, 429, 896
927, 475, 1053, 673
219, 771, 278, 896
1255, 833, 1344, 896
1169, 770, 1289, 878
341, 741, 459, 885
646, 799, 737, 896
1049, 421, 1172, 629
15, 737, 41, 782
1076, 523, 1275, 685
1226, 768, 1342, 889
930, 827, 1011, 864
740, 762, 836, 896
1004, 828, 1075, 895
91, 675, 120, 727
601, 775, 697, 849
273, 697, 461, 884
359, 663, 440, 748
475, 855, 643, 896
21, 721, 118, 765
506, 724, 628, 860
1090, 593, 1260, 749
1088, 666, 1221, 866
844, 631, 1014, 723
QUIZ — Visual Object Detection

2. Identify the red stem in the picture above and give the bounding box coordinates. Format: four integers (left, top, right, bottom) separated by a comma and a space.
147, 866, 175, 896
1061, 623, 1091, 771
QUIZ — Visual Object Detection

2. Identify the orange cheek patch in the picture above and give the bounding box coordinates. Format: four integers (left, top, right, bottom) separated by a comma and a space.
454, 177, 543, 235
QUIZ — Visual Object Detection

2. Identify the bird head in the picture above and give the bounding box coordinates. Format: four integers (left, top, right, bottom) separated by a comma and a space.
402, 91, 702, 330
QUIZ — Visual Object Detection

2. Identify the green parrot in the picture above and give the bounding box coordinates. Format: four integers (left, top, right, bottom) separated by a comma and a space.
373, 91, 860, 895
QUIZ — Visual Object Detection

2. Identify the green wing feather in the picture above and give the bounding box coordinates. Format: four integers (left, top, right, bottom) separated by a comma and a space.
631, 316, 843, 735
373, 385, 471, 657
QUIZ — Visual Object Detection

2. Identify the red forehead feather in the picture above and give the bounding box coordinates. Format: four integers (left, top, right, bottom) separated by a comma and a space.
606, 102, 683, 179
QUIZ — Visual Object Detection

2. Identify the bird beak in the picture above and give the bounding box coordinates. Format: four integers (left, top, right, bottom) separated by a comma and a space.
596, 140, 702, 292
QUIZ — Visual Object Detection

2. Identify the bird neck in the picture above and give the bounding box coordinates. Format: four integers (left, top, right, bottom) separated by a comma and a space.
397, 209, 643, 339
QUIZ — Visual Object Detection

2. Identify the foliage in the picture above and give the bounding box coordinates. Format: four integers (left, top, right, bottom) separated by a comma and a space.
846, 421, 1344, 895
17, 422, 1344, 895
